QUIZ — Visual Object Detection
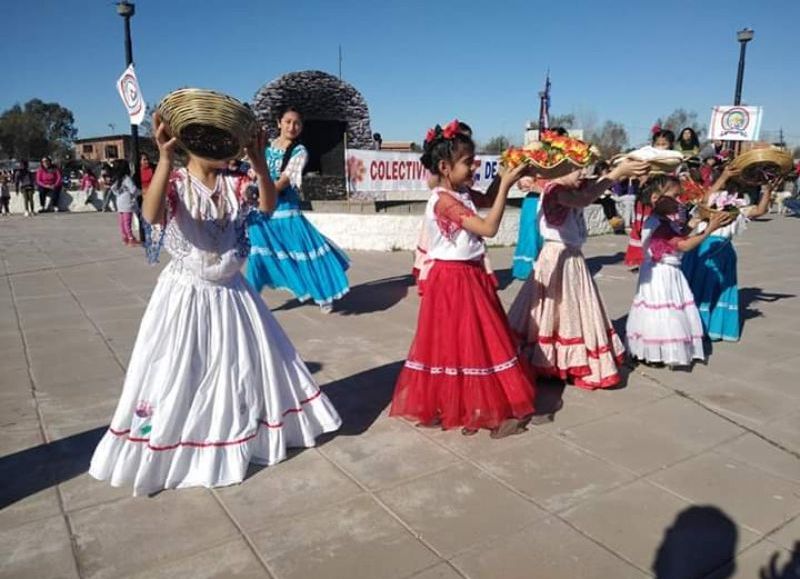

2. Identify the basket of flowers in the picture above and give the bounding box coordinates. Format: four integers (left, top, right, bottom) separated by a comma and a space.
500, 131, 595, 179
696, 190, 746, 220
156, 88, 258, 161
729, 147, 793, 185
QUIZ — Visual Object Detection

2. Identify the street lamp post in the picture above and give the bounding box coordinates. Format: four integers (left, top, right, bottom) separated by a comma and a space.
733, 28, 753, 106
117, 1, 140, 186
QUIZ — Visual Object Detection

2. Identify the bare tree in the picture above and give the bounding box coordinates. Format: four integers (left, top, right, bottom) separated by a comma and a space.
482, 135, 511, 154
656, 108, 705, 140
589, 121, 629, 158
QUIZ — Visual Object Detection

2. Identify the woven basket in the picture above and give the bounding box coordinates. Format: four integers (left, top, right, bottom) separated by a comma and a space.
730, 148, 793, 185
157, 89, 257, 161
696, 203, 739, 220
499, 157, 587, 180
526, 157, 586, 179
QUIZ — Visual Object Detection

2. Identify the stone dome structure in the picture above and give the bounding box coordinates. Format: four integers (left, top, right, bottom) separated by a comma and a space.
252, 70, 374, 150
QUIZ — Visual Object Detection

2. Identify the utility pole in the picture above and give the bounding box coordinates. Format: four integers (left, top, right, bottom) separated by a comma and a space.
117, 1, 140, 186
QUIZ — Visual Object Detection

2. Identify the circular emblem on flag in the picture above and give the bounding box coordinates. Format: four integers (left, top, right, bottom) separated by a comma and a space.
119, 71, 143, 116
721, 107, 750, 135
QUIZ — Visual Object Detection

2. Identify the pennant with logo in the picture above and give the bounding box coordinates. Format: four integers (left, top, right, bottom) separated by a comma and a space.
116, 64, 146, 125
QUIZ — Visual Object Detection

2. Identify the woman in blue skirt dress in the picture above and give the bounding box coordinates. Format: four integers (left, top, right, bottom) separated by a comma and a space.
681, 166, 773, 341
511, 178, 542, 280
246, 107, 350, 312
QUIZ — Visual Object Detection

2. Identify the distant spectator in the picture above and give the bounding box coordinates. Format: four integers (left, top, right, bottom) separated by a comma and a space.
676, 127, 700, 157
0, 174, 10, 215
99, 166, 117, 212
14, 161, 36, 217
81, 168, 99, 209
109, 159, 140, 245
139, 153, 155, 194
35, 156, 62, 212
372, 132, 383, 150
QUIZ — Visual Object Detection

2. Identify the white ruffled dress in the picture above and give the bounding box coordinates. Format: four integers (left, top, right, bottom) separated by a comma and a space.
89, 169, 341, 496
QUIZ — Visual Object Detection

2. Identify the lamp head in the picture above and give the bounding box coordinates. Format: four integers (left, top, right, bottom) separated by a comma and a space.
737, 28, 754, 43
116, 1, 135, 17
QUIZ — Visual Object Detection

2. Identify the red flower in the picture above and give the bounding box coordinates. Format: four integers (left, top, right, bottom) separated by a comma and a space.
651, 124, 662, 135
425, 128, 436, 143
442, 119, 460, 140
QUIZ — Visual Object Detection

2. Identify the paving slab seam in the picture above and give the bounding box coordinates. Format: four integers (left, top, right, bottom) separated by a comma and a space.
698, 517, 800, 579
208, 488, 278, 579
406, 421, 653, 576
50, 268, 131, 373
645, 474, 795, 540
309, 447, 458, 569
315, 445, 460, 494
635, 368, 800, 460
550, 426, 746, 487
4, 254, 85, 579
0, 255, 137, 280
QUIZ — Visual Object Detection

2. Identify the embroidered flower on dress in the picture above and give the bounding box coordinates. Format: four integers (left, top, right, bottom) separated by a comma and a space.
135, 400, 154, 418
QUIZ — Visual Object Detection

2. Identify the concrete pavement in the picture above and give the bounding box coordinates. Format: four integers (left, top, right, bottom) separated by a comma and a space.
0, 211, 798, 579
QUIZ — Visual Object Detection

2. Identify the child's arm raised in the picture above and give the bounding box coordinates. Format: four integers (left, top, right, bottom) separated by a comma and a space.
745, 176, 779, 219
142, 114, 178, 224
704, 164, 740, 201
557, 160, 650, 208
459, 164, 530, 238
244, 129, 277, 214
673, 212, 731, 253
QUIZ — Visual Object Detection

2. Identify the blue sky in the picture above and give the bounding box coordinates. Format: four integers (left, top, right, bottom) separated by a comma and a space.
2, 0, 799, 148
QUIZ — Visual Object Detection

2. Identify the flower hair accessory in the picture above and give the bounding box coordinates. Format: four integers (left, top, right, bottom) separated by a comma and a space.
424, 119, 462, 146
651, 124, 662, 135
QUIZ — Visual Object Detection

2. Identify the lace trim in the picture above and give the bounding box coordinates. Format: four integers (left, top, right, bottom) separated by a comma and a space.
250, 244, 333, 261
404, 356, 519, 376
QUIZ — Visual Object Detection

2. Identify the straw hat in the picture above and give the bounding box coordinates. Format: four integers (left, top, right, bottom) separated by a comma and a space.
157, 89, 258, 160
730, 148, 793, 185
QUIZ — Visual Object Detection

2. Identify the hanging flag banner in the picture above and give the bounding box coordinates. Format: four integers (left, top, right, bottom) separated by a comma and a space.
116, 64, 146, 125
708, 105, 763, 141
345, 149, 501, 199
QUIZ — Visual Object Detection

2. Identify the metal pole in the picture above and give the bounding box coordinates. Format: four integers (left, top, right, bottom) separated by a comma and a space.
120, 3, 140, 187
733, 40, 747, 106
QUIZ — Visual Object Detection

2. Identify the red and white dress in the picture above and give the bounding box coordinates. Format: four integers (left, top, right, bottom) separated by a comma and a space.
391, 187, 536, 430
626, 216, 705, 365
508, 184, 625, 389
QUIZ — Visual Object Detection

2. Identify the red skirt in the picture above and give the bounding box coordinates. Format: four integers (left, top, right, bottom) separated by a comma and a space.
391, 260, 536, 431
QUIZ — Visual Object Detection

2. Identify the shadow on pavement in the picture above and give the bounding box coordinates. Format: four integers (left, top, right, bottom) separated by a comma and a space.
270, 274, 414, 316
739, 287, 797, 324
334, 275, 414, 316
319, 360, 402, 438
587, 250, 626, 276
0, 426, 106, 509
653, 505, 800, 579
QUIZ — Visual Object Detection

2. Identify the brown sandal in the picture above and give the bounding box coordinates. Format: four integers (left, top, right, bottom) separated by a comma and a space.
490, 418, 527, 439
461, 427, 479, 436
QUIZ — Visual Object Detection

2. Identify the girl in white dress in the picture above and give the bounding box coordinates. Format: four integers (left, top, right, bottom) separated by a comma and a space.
626, 176, 730, 366
89, 110, 341, 496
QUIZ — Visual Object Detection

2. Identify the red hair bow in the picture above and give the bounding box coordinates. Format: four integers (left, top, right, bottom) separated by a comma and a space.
442, 119, 460, 140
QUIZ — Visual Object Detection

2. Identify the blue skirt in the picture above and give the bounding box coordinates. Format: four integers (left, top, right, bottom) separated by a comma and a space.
246, 209, 350, 307
512, 195, 542, 280
681, 237, 740, 342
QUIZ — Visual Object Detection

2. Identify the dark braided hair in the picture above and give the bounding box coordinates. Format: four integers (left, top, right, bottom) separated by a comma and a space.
277, 105, 303, 173
641, 174, 680, 206
420, 121, 475, 176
